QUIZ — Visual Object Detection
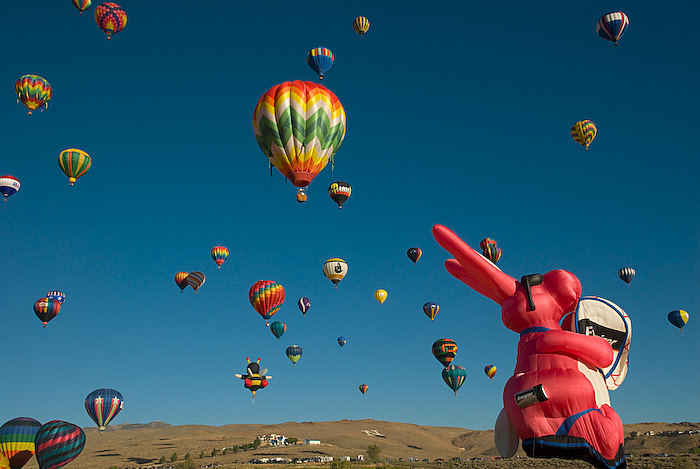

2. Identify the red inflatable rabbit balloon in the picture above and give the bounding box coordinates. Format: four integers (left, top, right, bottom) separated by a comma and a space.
433, 225, 627, 469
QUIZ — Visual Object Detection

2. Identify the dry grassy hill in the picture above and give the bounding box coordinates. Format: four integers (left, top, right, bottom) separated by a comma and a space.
17, 419, 700, 469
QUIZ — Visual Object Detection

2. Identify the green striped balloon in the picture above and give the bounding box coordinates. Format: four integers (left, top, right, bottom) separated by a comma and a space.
58, 148, 91, 186
34, 420, 85, 469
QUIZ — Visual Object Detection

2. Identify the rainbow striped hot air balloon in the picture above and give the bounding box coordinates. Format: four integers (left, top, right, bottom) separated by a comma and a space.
307, 47, 334, 80
480, 238, 502, 264
352, 16, 370, 36
0, 176, 20, 202
597, 12, 629, 46
34, 298, 61, 327
72, 0, 92, 13
34, 420, 86, 469
0, 417, 42, 469
95, 2, 127, 39
253, 81, 346, 192
85, 388, 124, 433
58, 149, 91, 186
15, 75, 52, 115
359, 384, 368, 395
484, 365, 497, 380
571, 120, 597, 150
211, 246, 229, 268
249, 280, 285, 326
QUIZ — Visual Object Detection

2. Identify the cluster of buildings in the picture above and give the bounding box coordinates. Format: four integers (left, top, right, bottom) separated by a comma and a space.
630, 429, 700, 437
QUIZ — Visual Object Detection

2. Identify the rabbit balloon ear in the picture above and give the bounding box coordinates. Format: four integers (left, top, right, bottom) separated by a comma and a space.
434, 225, 517, 305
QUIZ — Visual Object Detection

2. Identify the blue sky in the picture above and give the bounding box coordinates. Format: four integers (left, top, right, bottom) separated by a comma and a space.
1, 0, 698, 433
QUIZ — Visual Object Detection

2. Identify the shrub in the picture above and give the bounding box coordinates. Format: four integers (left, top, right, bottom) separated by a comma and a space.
287, 437, 298, 445
233, 446, 239, 453
159, 456, 166, 464
199, 450, 204, 458
253, 437, 261, 449
368, 444, 381, 463
184, 452, 190, 460
211, 448, 218, 457
170, 452, 178, 462
330, 460, 350, 469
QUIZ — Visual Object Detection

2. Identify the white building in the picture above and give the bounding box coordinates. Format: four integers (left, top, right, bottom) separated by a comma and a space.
259, 433, 289, 446
303, 439, 320, 445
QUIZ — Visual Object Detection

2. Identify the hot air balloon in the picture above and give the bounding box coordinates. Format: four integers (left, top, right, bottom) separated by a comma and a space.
15, 75, 52, 115
46, 291, 66, 304
407, 247, 422, 264
253, 81, 346, 194
442, 365, 467, 396
307, 47, 334, 80
423, 302, 439, 321
432, 338, 457, 369
270, 321, 286, 340
249, 280, 285, 326
328, 181, 351, 208
479, 238, 502, 263
296, 187, 307, 203
484, 365, 497, 380
618, 267, 635, 286
186, 271, 205, 292
174, 272, 189, 292
286, 345, 302, 366
597, 12, 629, 46
0, 176, 20, 201
374, 289, 387, 304
84, 388, 124, 433
571, 120, 597, 151
34, 421, 85, 469
0, 455, 9, 469
337, 336, 346, 347
359, 384, 368, 395
34, 297, 60, 327
323, 258, 347, 288
298, 297, 310, 317
353, 16, 370, 36
234, 358, 271, 400
58, 149, 91, 186
95, 2, 127, 39
668, 310, 689, 331
0, 417, 41, 469
72, 0, 92, 13
211, 246, 229, 268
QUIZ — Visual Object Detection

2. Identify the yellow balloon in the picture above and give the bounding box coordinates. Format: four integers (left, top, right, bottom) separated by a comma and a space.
374, 289, 388, 304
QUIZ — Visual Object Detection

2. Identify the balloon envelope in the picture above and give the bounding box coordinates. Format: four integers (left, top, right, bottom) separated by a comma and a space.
597, 11, 629, 45
249, 281, 285, 325
34, 421, 85, 469
307, 47, 334, 79
34, 298, 61, 327
46, 291, 66, 304
0, 417, 41, 469
432, 338, 458, 369
95, 2, 127, 39
337, 336, 346, 347
668, 310, 689, 331
270, 321, 287, 339
618, 267, 635, 286
423, 302, 439, 321
0, 176, 20, 201
353, 16, 370, 36
571, 120, 597, 150
211, 246, 229, 267
186, 272, 206, 292
442, 365, 467, 395
484, 365, 497, 379
175, 272, 189, 291
15, 75, 52, 114
407, 247, 422, 264
298, 297, 311, 315
374, 289, 387, 304
328, 181, 351, 208
286, 345, 302, 366
72, 0, 92, 13
359, 384, 368, 394
323, 258, 348, 288
58, 149, 91, 186
85, 388, 124, 432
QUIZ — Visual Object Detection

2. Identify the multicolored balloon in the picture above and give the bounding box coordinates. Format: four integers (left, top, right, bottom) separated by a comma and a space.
270, 321, 286, 340
618, 267, 635, 286
15, 75, 52, 115
186, 271, 205, 292
34, 420, 86, 469
46, 291, 66, 304
328, 181, 351, 208
359, 384, 368, 395
484, 365, 497, 380
423, 302, 439, 321
407, 247, 422, 265
58, 149, 91, 186
174, 272, 189, 292
286, 345, 302, 366
84, 388, 124, 433
0, 455, 9, 469
480, 238, 502, 264
337, 336, 346, 347
249, 280, 285, 326
668, 310, 689, 331
298, 297, 310, 316
352, 16, 370, 36
442, 365, 467, 396
34, 298, 61, 327
72, 0, 92, 13
597, 11, 629, 46
374, 289, 387, 304
0, 417, 41, 469
432, 338, 458, 369
211, 246, 229, 268
571, 120, 597, 151
307, 47, 334, 80
323, 258, 348, 288
95, 2, 127, 39
253, 81, 346, 189
0, 176, 20, 201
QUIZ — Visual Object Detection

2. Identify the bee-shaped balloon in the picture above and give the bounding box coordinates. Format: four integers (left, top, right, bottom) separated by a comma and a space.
234, 357, 272, 401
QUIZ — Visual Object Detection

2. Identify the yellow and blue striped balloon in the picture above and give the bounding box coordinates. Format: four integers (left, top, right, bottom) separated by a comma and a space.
668, 310, 689, 331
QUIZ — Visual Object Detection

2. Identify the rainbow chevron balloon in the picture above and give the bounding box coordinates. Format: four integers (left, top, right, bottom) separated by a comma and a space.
15, 75, 52, 115
253, 81, 346, 188
570, 120, 597, 150
95, 2, 127, 39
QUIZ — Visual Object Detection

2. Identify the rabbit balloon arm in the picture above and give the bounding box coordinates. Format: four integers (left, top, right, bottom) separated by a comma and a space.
536, 330, 613, 370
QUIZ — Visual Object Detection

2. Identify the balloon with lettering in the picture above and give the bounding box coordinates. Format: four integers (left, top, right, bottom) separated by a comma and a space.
211, 246, 229, 268
286, 345, 302, 366
34, 420, 86, 469
323, 258, 347, 288
431, 338, 457, 369
95, 2, 127, 40
0, 417, 41, 469
668, 310, 689, 331
374, 289, 387, 304
328, 181, 351, 208
442, 365, 467, 396
423, 302, 439, 321
353, 16, 370, 36
484, 365, 497, 380
249, 280, 285, 326
433, 224, 627, 468
0, 176, 20, 202
407, 247, 422, 265
84, 388, 124, 433
617, 267, 635, 286
34, 298, 61, 327
15, 75, 52, 115
175, 272, 189, 292
597, 12, 629, 46
270, 321, 286, 340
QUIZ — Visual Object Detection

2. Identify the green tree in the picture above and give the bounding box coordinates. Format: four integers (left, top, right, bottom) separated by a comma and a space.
233, 445, 239, 453
287, 437, 298, 445
253, 437, 261, 449
689, 446, 700, 454
159, 456, 166, 464
184, 452, 190, 460
672, 457, 695, 469
176, 460, 197, 469
367, 444, 381, 463
199, 450, 204, 458
211, 448, 218, 457
223, 448, 229, 455
108, 466, 118, 469
170, 452, 178, 462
